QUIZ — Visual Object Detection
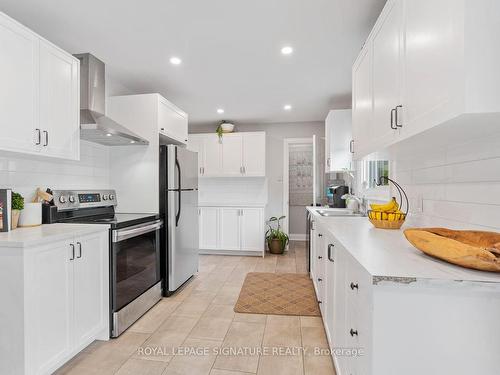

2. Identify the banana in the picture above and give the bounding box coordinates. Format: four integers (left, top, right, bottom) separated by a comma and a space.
370, 197, 399, 213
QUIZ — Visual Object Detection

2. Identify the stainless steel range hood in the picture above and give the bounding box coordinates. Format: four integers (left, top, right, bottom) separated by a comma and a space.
74, 53, 149, 146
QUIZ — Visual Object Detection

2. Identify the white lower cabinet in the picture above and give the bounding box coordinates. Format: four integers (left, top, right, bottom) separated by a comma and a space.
199, 206, 265, 256
0, 230, 109, 375
220, 208, 241, 249
311, 226, 372, 375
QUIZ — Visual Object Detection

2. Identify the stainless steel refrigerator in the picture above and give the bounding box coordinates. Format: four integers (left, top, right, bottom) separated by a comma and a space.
159, 145, 199, 296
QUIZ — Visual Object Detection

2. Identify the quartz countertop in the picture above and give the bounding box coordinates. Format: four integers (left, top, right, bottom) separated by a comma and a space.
307, 207, 500, 284
0, 224, 109, 248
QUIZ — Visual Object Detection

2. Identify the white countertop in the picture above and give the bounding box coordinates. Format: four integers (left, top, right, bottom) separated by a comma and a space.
0, 224, 109, 248
307, 207, 500, 284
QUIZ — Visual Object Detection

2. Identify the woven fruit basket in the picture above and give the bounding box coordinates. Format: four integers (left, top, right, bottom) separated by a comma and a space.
367, 176, 408, 230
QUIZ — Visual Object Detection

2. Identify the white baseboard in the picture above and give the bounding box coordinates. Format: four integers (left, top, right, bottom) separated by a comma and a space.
289, 233, 306, 241
199, 249, 263, 257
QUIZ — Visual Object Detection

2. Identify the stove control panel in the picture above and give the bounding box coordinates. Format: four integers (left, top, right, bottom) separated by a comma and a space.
52, 190, 117, 211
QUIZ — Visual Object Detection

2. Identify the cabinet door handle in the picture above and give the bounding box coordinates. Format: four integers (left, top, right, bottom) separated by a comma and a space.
317, 278, 323, 282
69, 243, 75, 260
43, 130, 49, 146
350, 328, 358, 337
350, 282, 359, 290
318, 300, 322, 304
243, 166, 246, 174
327, 244, 335, 262
390, 108, 397, 129
77, 242, 82, 258
327, 158, 330, 167
318, 233, 323, 237
318, 255, 323, 259
35, 129, 41, 145
395, 105, 403, 127
349, 140, 354, 154
202, 167, 205, 175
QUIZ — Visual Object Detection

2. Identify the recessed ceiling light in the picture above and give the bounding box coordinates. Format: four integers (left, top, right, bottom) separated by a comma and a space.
106, 133, 112, 137
284, 104, 292, 111
170, 57, 182, 65
281, 46, 293, 55
217, 108, 225, 114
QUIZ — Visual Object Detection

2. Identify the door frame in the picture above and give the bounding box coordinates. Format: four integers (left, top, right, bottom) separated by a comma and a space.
282, 137, 314, 238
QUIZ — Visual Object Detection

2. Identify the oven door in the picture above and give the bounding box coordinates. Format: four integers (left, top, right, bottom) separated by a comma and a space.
111, 220, 162, 312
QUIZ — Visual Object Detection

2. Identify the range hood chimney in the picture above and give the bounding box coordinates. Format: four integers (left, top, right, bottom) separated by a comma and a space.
74, 53, 149, 146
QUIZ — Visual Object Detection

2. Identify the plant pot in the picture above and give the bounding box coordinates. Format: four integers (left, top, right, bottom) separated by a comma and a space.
11, 209, 20, 229
268, 238, 285, 254
221, 123, 234, 133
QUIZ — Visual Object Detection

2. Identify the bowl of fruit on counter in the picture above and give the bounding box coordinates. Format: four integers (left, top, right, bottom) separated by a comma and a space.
367, 177, 408, 230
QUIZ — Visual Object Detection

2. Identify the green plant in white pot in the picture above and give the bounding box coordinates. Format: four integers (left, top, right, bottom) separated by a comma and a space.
11, 192, 24, 229
265, 215, 289, 254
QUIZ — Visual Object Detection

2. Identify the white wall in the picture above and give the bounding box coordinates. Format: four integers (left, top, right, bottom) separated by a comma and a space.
189, 121, 325, 226
0, 141, 110, 202
384, 130, 500, 231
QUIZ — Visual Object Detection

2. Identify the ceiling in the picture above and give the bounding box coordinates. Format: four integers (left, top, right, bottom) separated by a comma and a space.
0, 0, 385, 126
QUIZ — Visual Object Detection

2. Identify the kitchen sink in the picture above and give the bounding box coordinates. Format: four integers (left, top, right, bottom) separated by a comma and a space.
316, 209, 365, 217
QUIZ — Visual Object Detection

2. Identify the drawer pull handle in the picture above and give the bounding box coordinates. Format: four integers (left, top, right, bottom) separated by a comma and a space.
350, 282, 359, 290
318, 233, 323, 237
350, 328, 358, 337
317, 278, 322, 282
318, 256, 323, 259
318, 300, 322, 304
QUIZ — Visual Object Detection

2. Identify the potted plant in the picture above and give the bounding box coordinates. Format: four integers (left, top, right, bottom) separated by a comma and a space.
265, 215, 289, 254
11, 192, 24, 229
216, 120, 235, 142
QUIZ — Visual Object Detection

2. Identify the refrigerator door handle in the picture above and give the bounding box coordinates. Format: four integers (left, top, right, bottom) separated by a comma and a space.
175, 151, 181, 227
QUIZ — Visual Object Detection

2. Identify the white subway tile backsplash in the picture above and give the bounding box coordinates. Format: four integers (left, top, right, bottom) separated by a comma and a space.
0, 141, 110, 200
387, 128, 500, 230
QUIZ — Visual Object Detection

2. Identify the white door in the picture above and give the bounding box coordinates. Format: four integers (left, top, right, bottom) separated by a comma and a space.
30, 241, 73, 374
221, 135, 243, 176
220, 208, 240, 250
203, 135, 222, 176
240, 208, 263, 252
187, 136, 205, 176
39, 40, 80, 160
158, 98, 188, 144
199, 207, 219, 249
0, 14, 39, 155
352, 45, 373, 157
403, 0, 459, 136
242, 133, 266, 176
371, 0, 403, 146
73, 233, 107, 348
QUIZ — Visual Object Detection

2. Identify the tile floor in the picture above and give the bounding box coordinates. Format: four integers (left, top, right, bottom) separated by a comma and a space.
56, 241, 335, 375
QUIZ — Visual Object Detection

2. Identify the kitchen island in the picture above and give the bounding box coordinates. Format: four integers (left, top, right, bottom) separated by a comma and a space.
307, 207, 500, 375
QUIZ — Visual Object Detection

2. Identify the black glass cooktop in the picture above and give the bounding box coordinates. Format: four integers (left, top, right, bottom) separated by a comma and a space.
62, 213, 160, 229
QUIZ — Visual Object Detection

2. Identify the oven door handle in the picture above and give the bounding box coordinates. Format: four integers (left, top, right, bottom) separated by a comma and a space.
112, 220, 163, 243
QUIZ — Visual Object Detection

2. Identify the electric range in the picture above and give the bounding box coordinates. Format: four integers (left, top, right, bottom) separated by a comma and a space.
44, 189, 163, 337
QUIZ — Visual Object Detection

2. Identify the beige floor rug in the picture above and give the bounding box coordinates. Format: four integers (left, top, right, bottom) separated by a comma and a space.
234, 272, 320, 316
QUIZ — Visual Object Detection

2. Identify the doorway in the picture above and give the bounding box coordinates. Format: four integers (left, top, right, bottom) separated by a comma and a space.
283, 138, 314, 240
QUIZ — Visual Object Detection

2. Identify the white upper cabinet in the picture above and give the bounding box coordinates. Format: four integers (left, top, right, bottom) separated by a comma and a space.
352, 0, 500, 159
203, 134, 223, 177
221, 135, 244, 176
371, 0, 403, 146
39, 39, 80, 160
0, 12, 80, 160
352, 45, 372, 158
242, 132, 266, 176
325, 109, 353, 172
158, 96, 188, 145
187, 132, 266, 177
0, 13, 39, 155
